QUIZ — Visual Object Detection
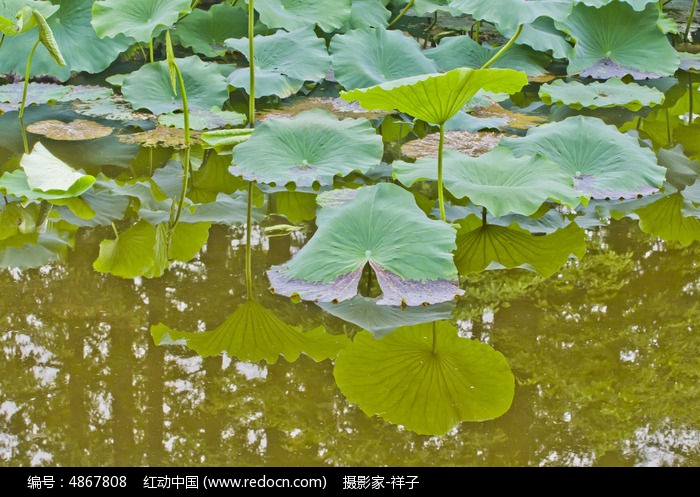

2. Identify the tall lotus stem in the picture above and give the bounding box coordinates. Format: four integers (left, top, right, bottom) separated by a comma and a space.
480, 24, 523, 69
171, 63, 191, 228
245, 0, 256, 300
388, 0, 414, 28
19, 39, 40, 120
685, 0, 697, 42
248, 0, 255, 126
437, 122, 446, 222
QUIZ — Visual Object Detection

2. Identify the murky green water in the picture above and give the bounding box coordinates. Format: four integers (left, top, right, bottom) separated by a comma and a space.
1, 215, 699, 467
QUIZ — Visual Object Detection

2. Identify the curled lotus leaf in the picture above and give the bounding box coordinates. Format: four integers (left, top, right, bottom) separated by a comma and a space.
539, 78, 665, 111
230, 109, 383, 188
267, 183, 464, 306
26, 119, 113, 141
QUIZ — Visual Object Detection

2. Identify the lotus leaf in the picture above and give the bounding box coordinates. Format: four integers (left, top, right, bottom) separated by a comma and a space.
516, 17, 571, 59
158, 107, 246, 130
225, 29, 331, 99
334, 322, 515, 435
674, 123, 700, 163
394, 148, 582, 216
450, 0, 573, 31
0, 0, 57, 36
540, 78, 665, 111
658, 145, 700, 190
230, 109, 383, 188
414, 0, 464, 15
151, 301, 349, 363
0, 231, 71, 269
55, 186, 129, 228
92, 0, 191, 43
401, 130, 503, 159
577, 0, 659, 10
469, 101, 547, 129
345, 0, 390, 29
253, 0, 351, 32
121, 56, 228, 115
26, 119, 112, 141
342, 67, 528, 125
636, 193, 700, 246
555, 2, 679, 79
679, 52, 700, 71
501, 116, 667, 200
72, 97, 152, 121
173, 2, 251, 57
258, 96, 389, 121
267, 183, 464, 306
455, 215, 586, 277
0, 82, 110, 112
330, 27, 437, 90
18, 142, 95, 196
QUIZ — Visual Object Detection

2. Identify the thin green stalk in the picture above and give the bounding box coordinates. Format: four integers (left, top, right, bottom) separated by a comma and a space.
248, 0, 255, 126
388, 0, 414, 28
423, 12, 438, 48
0, 34, 5, 50
19, 117, 29, 154
138, 43, 147, 61
685, 0, 697, 42
480, 24, 523, 69
19, 39, 40, 119
149, 38, 154, 63
245, 182, 254, 299
473, 20, 480, 42
481, 206, 487, 226
437, 122, 446, 222
111, 222, 119, 239
171, 63, 191, 228
245, 0, 256, 301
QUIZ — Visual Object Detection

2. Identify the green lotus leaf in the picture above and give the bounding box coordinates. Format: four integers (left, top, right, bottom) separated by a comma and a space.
121, 56, 229, 115
455, 216, 586, 277
539, 78, 665, 111
0, 0, 132, 81
55, 185, 129, 228
576, 0, 658, 10
0, 231, 72, 269
636, 193, 700, 246
168, 222, 211, 262
0, 0, 57, 35
674, 123, 700, 163
425, 35, 549, 76
679, 52, 700, 72
516, 17, 571, 59
330, 27, 437, 90
253, 0, 351, 32
342, 67, 528, 125
92, 0, 191, 43
172, 2, 250, 57
555, 2, 679, 79
451, 0, 573, 31
200, 128, 252, 155
318, 296, 455, 338
158, 107, 246, 130
334, 322, 515, 435
0, 82, 112, 112
501, 116, 666, 200
273, 191, 318, 223
151, 300, 350, 363
267, 183, 464, 306
344, 0, 390, 29
225, 29, 331, 99
230, 109, 383, 188
19, 142, 95, 196
658, 145, 700, 190
394, 148, 582, 217
414, 0, 464, 15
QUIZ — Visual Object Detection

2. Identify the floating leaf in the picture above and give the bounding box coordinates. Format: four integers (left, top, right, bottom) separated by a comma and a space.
253, 0, 351, 32
158, 107, 246, 130
330, 27, 437, 90
636, 192, 700, 246
173, 2, 250, 57
122, 56, 229, 115
225, 29, 331, 99
92, 0, 191, 43
342, 67, 528, 125
469, 101, 546, 129
151, 300, 349, 363
230, 109, 383, 188
257, 96, 389, 121
334, 322, 515, 435
72, 96, 152, 121
26, 119, 112, 141
539, 78, 665, 111
555, 2, 679, 79
395, 148, 582, 217
20, 142, 95, 196
318, 296, 455, 338
267, 183, 464, 305
501, 116, 666, 199
401, 130, 503, 159
119, 125, 201, 150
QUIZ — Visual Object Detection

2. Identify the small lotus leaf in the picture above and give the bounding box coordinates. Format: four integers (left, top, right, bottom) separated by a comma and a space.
334, 322, 515, 435
55, 186, 129, 228
394, 148, 582, 216
26, 119, 113, 141
119, 126, 201, 150
330, 27, 437, 90
151, 300, 349, 363
267, 183, 464, 305
230, 109, 383, 188
342, 67, 528, 125
253, 0, 351, 32
501, 116, 667, 200
637, 192, 700, 246
92, 0, 191, 43
455, 216, 586, 277
555, 2, 679, 79
540, 78, 665, 111
158, 107, 246, 130
225, 29, 331, 99
173, 2, 250, 57
20, 142, 95, 196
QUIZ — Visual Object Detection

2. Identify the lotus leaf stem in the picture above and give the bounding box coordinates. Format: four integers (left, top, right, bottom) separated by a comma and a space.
248, 0, 255, 126
686, 0, 698, 44
472, 20, 480, 43
245, 182, 254, 299
437, 123, 446, 222
0, 34, 5, 50
480, 24, 523, 69
245, 0, 256, 300
482, 206, 487, 226
149, 39, 154, 63
423, 12, 438, 48
171, 62, 191, 229
388, 0, 414, 28
19, 117, 29, 154
19, 39, 40, 120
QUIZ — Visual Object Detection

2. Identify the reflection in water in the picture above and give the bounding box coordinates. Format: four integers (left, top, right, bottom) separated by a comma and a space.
1, 218, 699, 466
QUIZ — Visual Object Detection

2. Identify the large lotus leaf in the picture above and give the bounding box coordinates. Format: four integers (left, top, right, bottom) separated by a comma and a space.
394, 148, 582, 216
425, 35, 549, 76
501, 116, 666, 200
342, 67, 528, 125
230, 109, 383, 188
344, 0, 390, 29
330, 27, 437, 90
540, 78, 665, 111
636, 193, 700, 246
334, 322, 515, 435
0, 0, 57, 35
0, 0, 132, 81
267, 183, 464, 306
318, 296, 455, 338
253, 0, 351, 32
92, 0, 191, 43
20, 142, 95, 196
555, 2, 680, 79
121, 56, 228, 115
0, 231, 72, 269
450, 0, 573, 31
173, 2, 249, 57
516, 17, 571, 59
151, 300, 349, 363
455, 216, 586, 277
225, 29, 331, 99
